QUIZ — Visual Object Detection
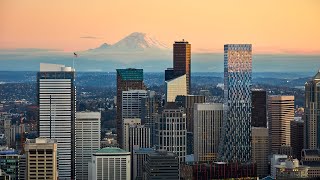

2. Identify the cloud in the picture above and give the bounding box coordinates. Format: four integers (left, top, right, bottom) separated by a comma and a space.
80, 36, 101, 39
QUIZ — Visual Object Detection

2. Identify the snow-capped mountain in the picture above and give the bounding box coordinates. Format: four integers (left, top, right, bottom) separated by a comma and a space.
88, 32, 170, 52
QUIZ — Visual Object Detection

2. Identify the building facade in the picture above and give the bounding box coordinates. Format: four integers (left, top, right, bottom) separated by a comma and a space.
132, 147, 155, 180
219, 44, 252, 163
25, 137, 58, 180
291, 117, 304, 160
165, 74, 187, 102
122, 90, 148, 119
75, 112, 101, 180
301, 149, 320, 178
116, 68, 145, 148
268, 95, 294, 154
37, 63, 76, 179
0, 149, 19, 180
251, 89, 267, 127
129, 125, 151, 154
122, 118, 141, 151
252, 127, 269, 178
305, 70, 320, 149
193, 103, 223, 162
156, 103, 187, 163
88, 147, 131, 180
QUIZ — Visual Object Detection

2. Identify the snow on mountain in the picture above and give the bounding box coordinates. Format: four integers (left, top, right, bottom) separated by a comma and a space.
88, 32, 170, 52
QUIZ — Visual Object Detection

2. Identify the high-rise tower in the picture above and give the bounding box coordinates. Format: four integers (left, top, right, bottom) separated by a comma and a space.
116, 68, 145, 148
252, 89, 267, 127
219, 44, 252, 163
37, 63, 76, 179
305, 70, 320, 149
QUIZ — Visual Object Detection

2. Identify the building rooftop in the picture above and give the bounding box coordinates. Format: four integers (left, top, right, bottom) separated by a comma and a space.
116, 68, 143, 81
313, 69, 320, 80
95, 147, 129, 154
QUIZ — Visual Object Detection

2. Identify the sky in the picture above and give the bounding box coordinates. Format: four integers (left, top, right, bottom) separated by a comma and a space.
1, 0, 320, 54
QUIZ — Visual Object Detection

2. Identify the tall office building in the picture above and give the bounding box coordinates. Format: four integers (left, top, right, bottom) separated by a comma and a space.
156, 103, 187, 163
144, 150, 179, 180
219, 44, 252, 163
129, 125, 151, 153
291, 117, 304, 160
252, 127, 269, 178
132, 147, 155, 180
252, 89, 267, 127
268, 95, 294, 154
25, 137, 58, 180
122, 90, 148, 119
194, 103, 223, 162
173, 40, 191, 94
116, 68, 145, 148
88, 147, 131, 180
122, 118, 141, 151
0, 149, 20, 180
305, 70, 320, 149
75, 112, 101, 180
165, 74, 187, 102
37, 63, 76, 179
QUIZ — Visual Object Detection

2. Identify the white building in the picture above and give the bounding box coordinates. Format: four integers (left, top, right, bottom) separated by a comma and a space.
122, 118, 141, 151
129, 125, 151, 153
122, 90, 148, 119
194, 103, 223, 162
165, 74, 187, 102
38, 63, 76, 179
88, 147, 131, 180
75, 112, 101, 180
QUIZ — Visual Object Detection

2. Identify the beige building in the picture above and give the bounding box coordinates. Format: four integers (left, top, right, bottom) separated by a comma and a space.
25, 137, 57, 180
193, 103, 223, 162
301, 149, 320, 178
122, 118, 141, 151
165, 74, 187, 102
268, 95, 294, 153
252, 127, 269, 178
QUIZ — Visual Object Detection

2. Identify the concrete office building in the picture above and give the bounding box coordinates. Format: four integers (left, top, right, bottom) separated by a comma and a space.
252, 127, 269, 178
144, 150, 179, 180
132, 147, 155, 180
301, 149, 320, 178
0, 149, 20, 180
122, 90, 148, 119
122, 118, 141, 151
75, 112, 101, 180
129, 125, 151, 153
37, 63, 76, 179
88, 147, 131, 180
25, 137, 58, 180
268, 95, 294, 154
305, 70, 320, 149
193, 103, 223, 162
156, 103, 187, 163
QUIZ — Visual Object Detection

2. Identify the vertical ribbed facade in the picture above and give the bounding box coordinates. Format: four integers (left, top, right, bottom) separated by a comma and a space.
122, 118, 141, 151
122, 90, 148, 119
75, 112, 101, 180
37, 63, 75, 179
305, 70, 320, 149
219, 44, 252, 163
194, 103, 223, 162
268, 95, 294, 154
129, 125, 151, 153
252, 127, 269, 178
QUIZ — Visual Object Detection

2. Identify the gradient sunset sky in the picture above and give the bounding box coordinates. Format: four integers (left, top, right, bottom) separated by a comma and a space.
1, 0, 320, 54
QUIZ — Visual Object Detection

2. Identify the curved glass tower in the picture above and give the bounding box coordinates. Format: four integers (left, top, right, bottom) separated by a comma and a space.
219, 44, 252, 163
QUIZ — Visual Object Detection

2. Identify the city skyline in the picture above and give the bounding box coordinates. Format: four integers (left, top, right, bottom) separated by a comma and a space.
1, 0, 320, 54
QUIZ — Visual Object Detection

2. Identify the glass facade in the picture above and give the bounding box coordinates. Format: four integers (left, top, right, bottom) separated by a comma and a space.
219, 44, 252, 163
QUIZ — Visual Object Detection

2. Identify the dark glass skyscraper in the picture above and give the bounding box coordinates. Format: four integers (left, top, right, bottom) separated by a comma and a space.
251, 90, 267, 127
116, 68, 145, 148
219, 44, 252, 163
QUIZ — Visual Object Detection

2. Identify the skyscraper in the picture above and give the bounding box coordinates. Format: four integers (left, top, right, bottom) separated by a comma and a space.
252, 127, 269, 177
291, 117, 304, 160
156, 103, 187, 163
219, 44, 252, 163
122, 118, 141, 151
194, 103, 223, 162
129, 125, 151, 153
122, 90, 148, 119
37, 63, 75, 179
25, 137, 58, 180
88, 147, 131, 180
252, 89, 267, 127
173, 40, 191, 94
165, 74, 187, 102
116, 68, 145, 148
268, 95, 294, 154
75, 112, 101, 180
305, 70, 320, 149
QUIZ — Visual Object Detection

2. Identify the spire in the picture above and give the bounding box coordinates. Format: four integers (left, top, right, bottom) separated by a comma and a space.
313, 69, 320, 80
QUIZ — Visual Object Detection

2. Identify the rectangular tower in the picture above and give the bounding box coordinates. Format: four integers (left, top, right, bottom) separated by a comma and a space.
194, 103, 223, 162
252, 127, 269, 178
305, 70, 320, 149
165, 74, 187, 102
268, 95, 294, 154
37, 63, 75, 179
291, 118, 304, 160
173, 40, 191, 94
219, 44, 252, 163
75, 112, 101, 180
116, 68, 144, 148
252, 89, 267, 127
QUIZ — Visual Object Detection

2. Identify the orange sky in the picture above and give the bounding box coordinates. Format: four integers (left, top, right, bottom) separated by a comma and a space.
1, 0, 320, 53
